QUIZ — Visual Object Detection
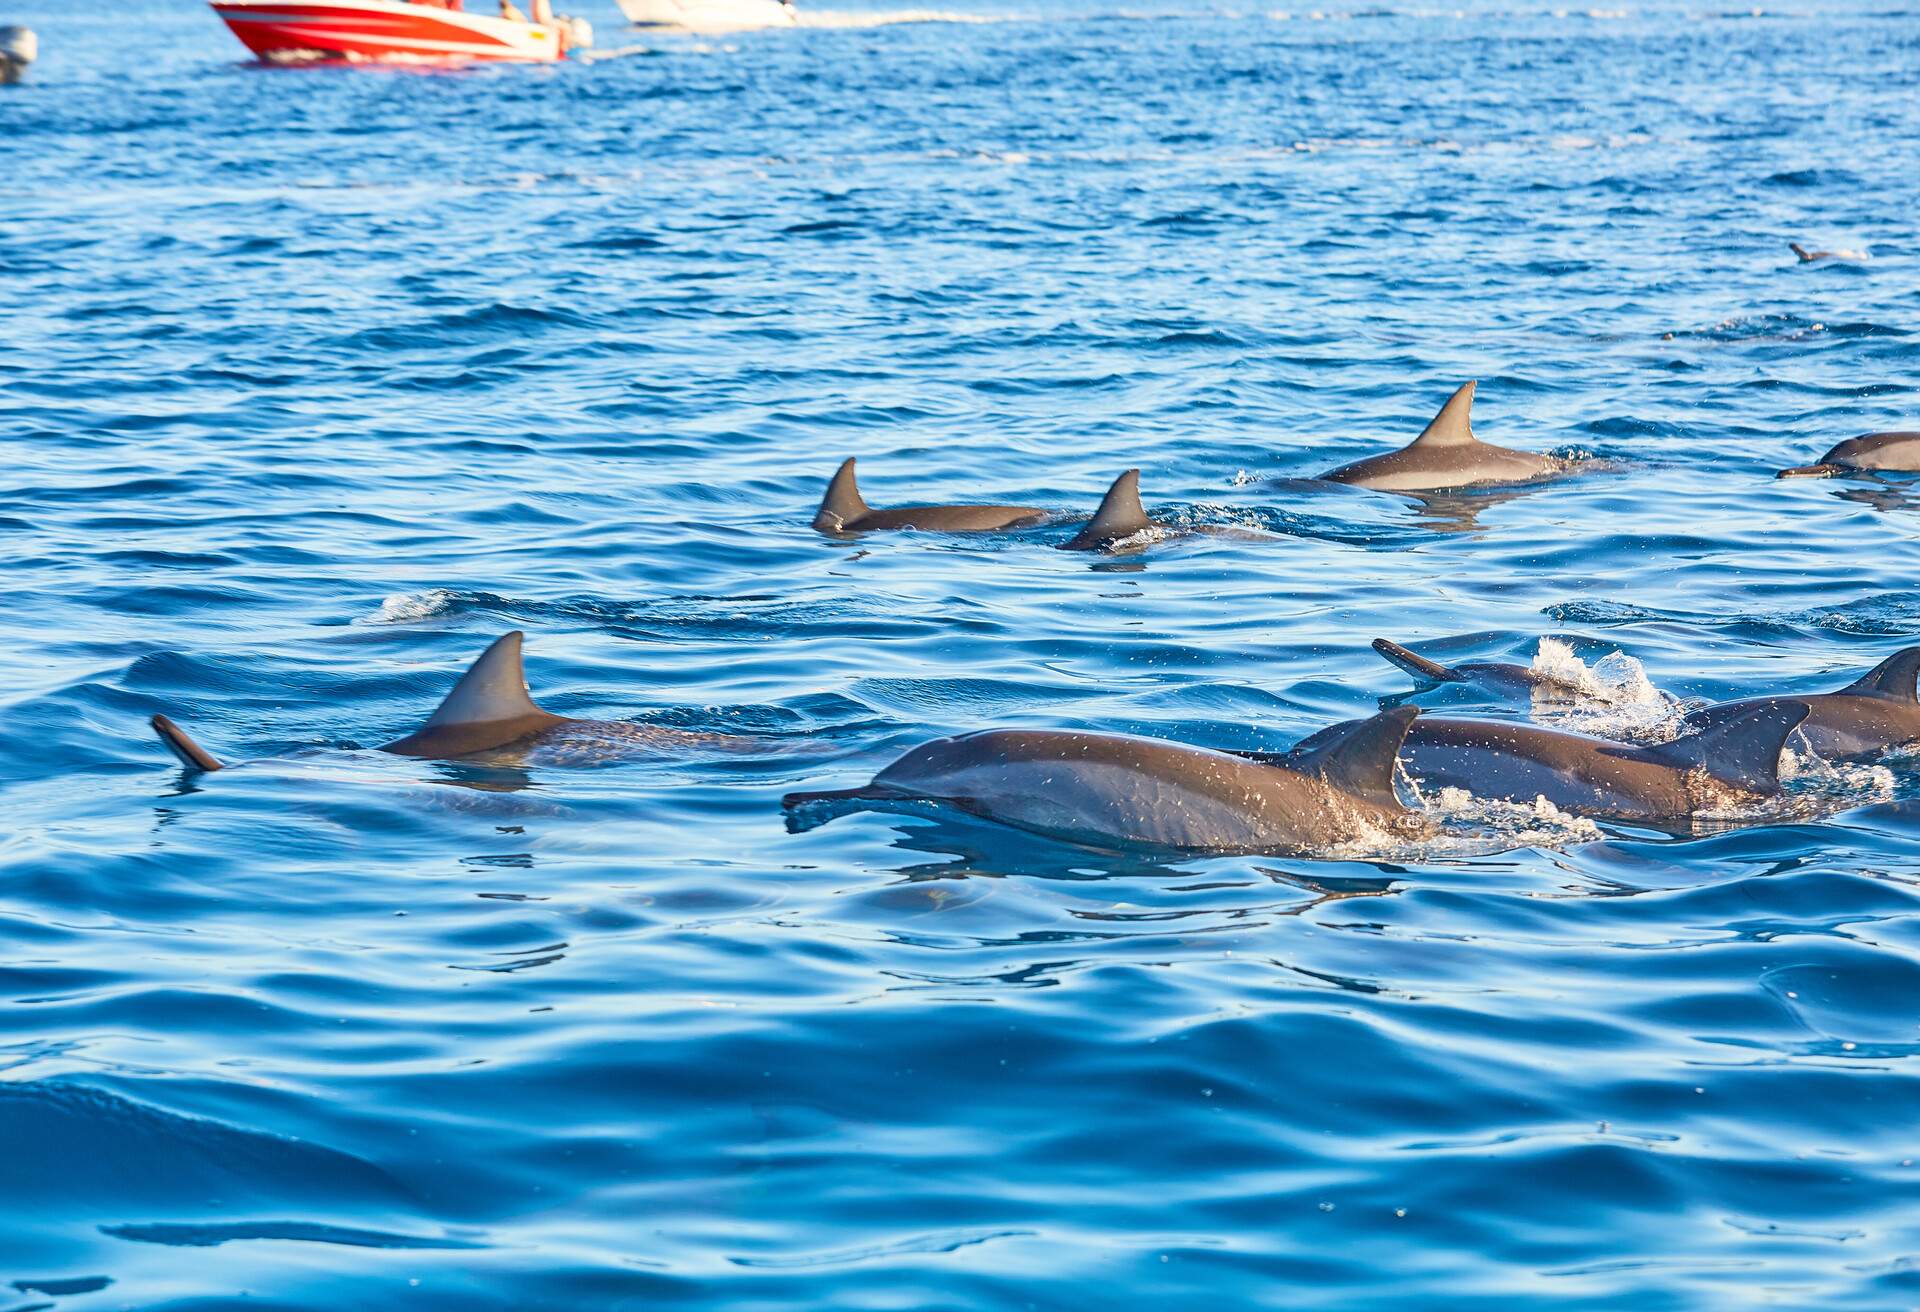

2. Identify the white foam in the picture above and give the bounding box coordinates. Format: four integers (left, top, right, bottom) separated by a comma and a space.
1527, 637, 1686, 740
365, 589, 459, 624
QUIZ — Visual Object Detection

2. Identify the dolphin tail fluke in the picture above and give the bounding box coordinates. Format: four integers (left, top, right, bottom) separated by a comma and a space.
1649, 700, 1810, 792
1285, 705, 1420, 810
151, 714, 225, 772
813, 458, 869, 531
1408, 381, 1477, 448
1371, 638, 1466, 684
1840, 647, 1920, 702
1777, 463, 1842, 479
1061, 470, 1151, 551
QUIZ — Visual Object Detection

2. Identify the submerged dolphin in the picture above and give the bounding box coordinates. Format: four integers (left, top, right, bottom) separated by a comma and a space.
1371, 637, 1587, 699
1678, 647, 1920, 760
1777, 432, 1920, 479
784, 706, 1424, 853
151, 631, 743, 771
1789, 242, 1869, 264
1318, 382, 1561, 493
813, 458, 1050, 533
1383, 702, 1811, 822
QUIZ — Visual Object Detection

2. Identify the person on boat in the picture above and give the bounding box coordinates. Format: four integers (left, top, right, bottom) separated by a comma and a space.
531, 0, 553, 20
498, 0, 526, 19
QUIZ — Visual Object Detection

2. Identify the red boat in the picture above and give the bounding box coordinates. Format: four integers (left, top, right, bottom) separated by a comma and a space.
211, 0, 584, 63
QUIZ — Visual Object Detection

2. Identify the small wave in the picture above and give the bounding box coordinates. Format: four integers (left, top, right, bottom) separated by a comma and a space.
365, 589, 461, 624
798, 9, 1015, 25
102, 1221, 485, 1250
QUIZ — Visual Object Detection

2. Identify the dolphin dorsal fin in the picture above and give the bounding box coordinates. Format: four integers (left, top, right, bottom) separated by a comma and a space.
1063, 470, 1151, 549
1839, 646, 1920, 702
421, 632, 547, 729
1407, 382, 1478, 448
1285, 705, 1419, 809
1371, 638, 1465, 684
813, 458, 869, 531
1648, 700, 1809, 792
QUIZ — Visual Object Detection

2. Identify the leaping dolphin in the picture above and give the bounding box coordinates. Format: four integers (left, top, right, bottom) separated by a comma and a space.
151, 631, 743, 772
1317, 382, 1562, 493
812, 458, 1050, 534
1384, 702, 1811, 823
1777, 432, 1920, 479
783, 706, 1425, 854
1677, 647, 1920, 761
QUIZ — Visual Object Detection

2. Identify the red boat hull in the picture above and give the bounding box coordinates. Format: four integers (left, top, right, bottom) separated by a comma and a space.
212, 0, 562, 62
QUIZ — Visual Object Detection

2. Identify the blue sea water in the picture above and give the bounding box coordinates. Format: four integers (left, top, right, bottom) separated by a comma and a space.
4, 0, 1920, 1305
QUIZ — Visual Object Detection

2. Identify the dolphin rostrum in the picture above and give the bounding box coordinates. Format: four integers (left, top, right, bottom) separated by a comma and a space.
1382, 701, 1811, 822
1371, 637, 1587, 699
151, 631, 740, 772
1777, 432, 1920, 479
783, 706, 1424, 853
1677, 647, 1920, 761
813, 458, 1050, 534
1318, 382, 1561, 493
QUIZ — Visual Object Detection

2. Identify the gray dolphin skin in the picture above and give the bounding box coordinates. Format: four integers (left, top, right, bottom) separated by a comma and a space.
1371, 637, 1585, 698
1317, 382, 1560, 493
1389, 701, 1810, 822
1679, 647, 1920, 760
1777, 431, 1920, 479
813, 458, 1049, 534
151, 631, 733, 772
1059, 469, 1161, 551
783, 706, 1423, 853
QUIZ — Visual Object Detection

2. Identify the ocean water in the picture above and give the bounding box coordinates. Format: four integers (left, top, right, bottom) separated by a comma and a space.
4, 0, 1920, 1306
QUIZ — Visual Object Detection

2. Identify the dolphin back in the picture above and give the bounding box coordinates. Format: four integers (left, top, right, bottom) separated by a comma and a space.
1283, 705, 1420, 810
1839, 646, 1920, 702
1646, 699, 1810, 792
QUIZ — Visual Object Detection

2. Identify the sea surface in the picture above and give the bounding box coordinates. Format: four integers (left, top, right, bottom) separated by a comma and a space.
4, 0, 1920, 1306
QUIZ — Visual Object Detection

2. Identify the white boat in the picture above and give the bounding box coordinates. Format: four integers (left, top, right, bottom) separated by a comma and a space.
0, 25, 36, 84
615, 0, 795, 31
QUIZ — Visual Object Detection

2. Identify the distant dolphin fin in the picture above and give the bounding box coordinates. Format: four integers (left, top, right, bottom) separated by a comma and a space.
1839, 646, 1920, 702
420, 632, 549, 729
1284, 705, 1420, 809
814, 458, 869, 531
1647, 699, 1809, 791
151, 714, 224, 772
1061, 470, 1151, 550
1371, 638, 1467, 684
1407, 381, 1477, 448
1789, 242, 1813, 262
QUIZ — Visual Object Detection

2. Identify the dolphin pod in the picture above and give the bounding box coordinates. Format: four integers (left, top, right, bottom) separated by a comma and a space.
784, 707, 1422, 854
152, 631, 743, 771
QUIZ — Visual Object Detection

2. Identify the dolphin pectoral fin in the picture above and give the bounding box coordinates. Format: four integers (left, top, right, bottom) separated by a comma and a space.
1839, 646, 1920, 702
1649, 700, 1810, 791
781, 783, 912, 832
1285, 705, 1420, 810
151, 714, 225, 772
1371, 638, 1466, 684
813, 457, 869, 531
1407, 381, 1478, 448
1777, 463, 1842, 479
1061, 469, 1152, 551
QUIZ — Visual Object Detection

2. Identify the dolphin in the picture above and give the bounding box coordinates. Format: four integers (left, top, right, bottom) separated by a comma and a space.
1317, 382, 1561, 493
1371, 637, 1587, 699
1379, 701, 1811, 822
1059, 470, 1166, 551
1677, 647, 1920, 760
813, 458, 1049, 534
783, 706, 1424, 854
1789, 242, 1869, 264
150, 631, 743, 772
0, 26, 35, 85
1777, 432, 1920, 479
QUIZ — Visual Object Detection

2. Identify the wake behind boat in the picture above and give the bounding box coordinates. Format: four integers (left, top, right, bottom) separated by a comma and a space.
211, 0, 591, 63
615, 0, 795, 31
